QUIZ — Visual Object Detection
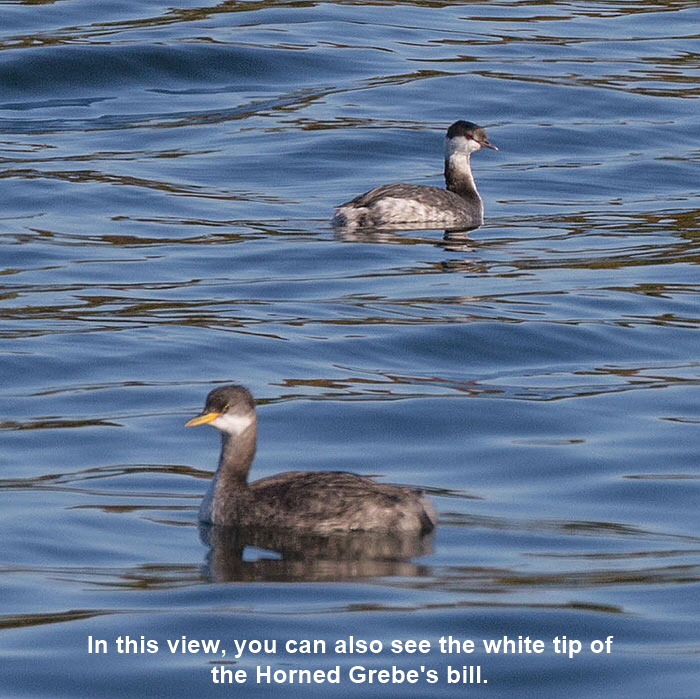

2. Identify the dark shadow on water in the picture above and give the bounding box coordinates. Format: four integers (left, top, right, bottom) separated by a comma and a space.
199, 523, 434, 583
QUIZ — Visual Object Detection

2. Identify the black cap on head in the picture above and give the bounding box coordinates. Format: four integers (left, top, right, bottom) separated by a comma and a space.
203, 385, 255, 413
446, 120, 497, 150
447, 120, 480, 138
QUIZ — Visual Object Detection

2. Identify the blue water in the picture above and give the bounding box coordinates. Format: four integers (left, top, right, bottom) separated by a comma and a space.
1, 1, 699, 697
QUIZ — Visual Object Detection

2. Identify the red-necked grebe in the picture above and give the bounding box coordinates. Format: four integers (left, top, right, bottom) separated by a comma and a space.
186, 385, 436, 535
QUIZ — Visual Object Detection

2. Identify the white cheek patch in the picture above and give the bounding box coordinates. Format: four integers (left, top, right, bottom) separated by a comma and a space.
445, 134, 465, 157
212, 412, 254, 435
445, 134, 480, 157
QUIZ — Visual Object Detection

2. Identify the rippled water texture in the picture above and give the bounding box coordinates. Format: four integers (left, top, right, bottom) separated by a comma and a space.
1, 1, 699, 697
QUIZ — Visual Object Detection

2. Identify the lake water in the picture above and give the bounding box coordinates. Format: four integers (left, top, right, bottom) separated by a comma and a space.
1, 1, 699, 697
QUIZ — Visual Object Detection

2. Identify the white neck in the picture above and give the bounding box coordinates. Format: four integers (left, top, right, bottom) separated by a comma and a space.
443, 136, 480, 200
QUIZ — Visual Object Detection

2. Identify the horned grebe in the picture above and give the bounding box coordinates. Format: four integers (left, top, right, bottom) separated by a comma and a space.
186, 385, 436, 535
333, 120, 497, 231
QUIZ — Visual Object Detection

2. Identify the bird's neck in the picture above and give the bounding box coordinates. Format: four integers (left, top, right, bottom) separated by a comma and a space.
216, 423, 257, 489
444, 152, 482, 206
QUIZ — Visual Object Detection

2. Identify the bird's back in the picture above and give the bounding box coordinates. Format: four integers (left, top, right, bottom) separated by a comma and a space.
206, 470, 436, 534
333, 183, 480, 230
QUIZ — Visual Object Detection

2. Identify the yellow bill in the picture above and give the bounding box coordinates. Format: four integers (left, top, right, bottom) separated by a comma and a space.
185, 411, 221, 427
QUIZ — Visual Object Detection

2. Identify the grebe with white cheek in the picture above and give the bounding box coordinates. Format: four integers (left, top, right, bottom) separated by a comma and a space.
333, 120, 497, 231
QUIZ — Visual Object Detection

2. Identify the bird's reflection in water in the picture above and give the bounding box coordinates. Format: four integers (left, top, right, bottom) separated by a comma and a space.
335, 225, 493, 277
335, 224, 478, 253
199, 523, 434, 582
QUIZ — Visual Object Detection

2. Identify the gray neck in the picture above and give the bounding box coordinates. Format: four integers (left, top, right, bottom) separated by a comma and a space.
444, 152, 482, 207
216, 422, 257, 489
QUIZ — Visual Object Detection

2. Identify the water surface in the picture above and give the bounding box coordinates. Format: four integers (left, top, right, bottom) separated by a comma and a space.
1, 1, 699, 697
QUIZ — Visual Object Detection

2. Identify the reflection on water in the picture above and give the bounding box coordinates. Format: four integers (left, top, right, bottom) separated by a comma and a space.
200, 524, 434, 582
335, 225, 480, 251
